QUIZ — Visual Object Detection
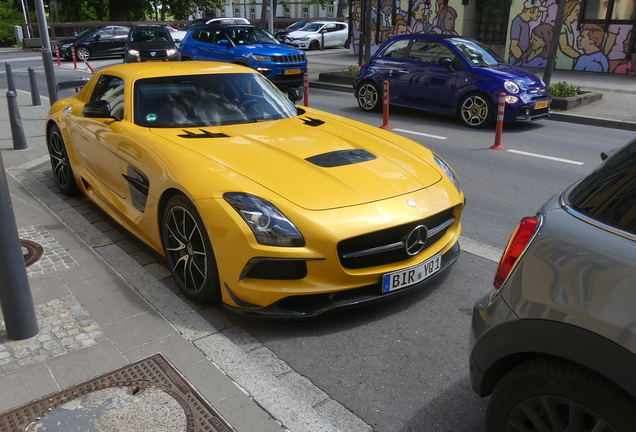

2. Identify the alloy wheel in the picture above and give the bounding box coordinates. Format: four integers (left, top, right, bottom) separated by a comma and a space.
48, 125, 79, 195
357, 82, 380, 112
460, 94, 490, 127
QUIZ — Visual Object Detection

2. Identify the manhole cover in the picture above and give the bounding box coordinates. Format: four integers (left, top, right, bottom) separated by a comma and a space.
0, 354, 236, 432
20, 239, 44, 267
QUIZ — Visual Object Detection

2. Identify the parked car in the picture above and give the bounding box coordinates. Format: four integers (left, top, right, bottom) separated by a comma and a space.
123, 25, 180, 63
354, 34, 551, 128
46, 62, 464, 317
274, 20, 311, 43
470, 139, 636, 430
179, 24, 307, 89
285, 21, 349, 50
57, 25, 130, 61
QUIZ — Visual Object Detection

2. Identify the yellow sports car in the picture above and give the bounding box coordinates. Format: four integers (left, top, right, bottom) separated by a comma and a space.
46, 62, 464, 317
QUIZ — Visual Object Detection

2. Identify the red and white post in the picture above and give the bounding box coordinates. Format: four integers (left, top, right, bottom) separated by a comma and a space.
54, 45, 61, 66
83, 58, 96, 74
490, 92, 506, 150
380, 80, 391, 129
71, 47, 78, 70
303, 72, 309, 107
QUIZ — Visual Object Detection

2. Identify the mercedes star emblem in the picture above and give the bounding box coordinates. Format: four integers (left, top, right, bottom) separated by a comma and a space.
405, 225, 428, 256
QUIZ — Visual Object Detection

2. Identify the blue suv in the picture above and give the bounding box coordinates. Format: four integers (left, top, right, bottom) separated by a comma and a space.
180, 24, 307, 89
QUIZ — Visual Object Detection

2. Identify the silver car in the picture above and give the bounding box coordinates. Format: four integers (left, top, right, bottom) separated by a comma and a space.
470, 138, 636, 431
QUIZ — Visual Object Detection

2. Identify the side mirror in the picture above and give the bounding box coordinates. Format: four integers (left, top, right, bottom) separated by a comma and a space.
83, 100, 112, 118
94, 34, 101, 41
287, 87, 303, 104
217, 39, 230, 46
439, 57, 454, 72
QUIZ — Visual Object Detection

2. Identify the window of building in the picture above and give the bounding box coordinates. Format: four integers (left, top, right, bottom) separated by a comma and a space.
250, 8, 256, 19
234, 8, 241, 17
328, 5, 335, 17
303, 7, 309, 18
583, 0, 635, 21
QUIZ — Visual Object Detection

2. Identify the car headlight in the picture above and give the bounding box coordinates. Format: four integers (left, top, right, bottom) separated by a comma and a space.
224, 193, 305, 247
252, 54, 272, 62
166, 48, 177, 56
504, 80, 520, 94
433, 154, 460, 191
128, 49, 140, 56
299, 37, 310, 41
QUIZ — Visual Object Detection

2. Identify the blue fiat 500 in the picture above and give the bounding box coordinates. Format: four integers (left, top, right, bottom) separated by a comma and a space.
354, 34, 551, 128
179, 24, 307, 89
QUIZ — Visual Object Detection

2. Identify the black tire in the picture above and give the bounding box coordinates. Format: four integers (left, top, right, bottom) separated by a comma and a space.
309, 40, 320, 50
75, 46, 91, 61
487, 356, 636, 432
161, 194, 221, 304
459, 93, 493, 128
356, 81, 381, 112
48, 124, 80, 196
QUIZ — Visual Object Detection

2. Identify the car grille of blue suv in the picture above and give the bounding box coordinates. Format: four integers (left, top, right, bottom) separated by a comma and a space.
270, 54, 306, 63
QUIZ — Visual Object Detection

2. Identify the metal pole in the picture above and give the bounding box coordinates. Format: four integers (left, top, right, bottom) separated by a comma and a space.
4, 62, 16, 92
28, 67, 41, 106
0, 150, 39, 340
7, 91, 28, 150
34, 0, 57, 105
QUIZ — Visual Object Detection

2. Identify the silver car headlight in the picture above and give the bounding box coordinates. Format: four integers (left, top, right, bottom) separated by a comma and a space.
224, 193, 304, 247
166, 48, 177, 56
434, 154, 460, 191
252, 54, 272, 62
504, 80, 520, 94
128, 49, 140, 56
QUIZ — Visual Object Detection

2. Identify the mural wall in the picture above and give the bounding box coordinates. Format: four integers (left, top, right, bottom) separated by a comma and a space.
506, 0, 635, 74
350, 0, 465, 55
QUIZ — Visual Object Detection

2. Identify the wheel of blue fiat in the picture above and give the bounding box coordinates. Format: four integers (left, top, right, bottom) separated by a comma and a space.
459, 93, 492, 128
356, 81, 381, 112
162, 195, 220, 304
48, 124, 80, 196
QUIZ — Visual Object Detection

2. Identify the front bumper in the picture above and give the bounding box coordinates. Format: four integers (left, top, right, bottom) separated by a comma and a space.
506, 98, 551, 122
224, 241, 460, 318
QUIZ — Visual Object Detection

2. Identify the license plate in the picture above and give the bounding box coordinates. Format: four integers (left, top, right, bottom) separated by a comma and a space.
381, 253, 441, 293
285, 69, 301, 75
535, 100, 549, 110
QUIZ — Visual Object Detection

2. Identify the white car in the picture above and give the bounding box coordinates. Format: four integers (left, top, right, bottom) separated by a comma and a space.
285, 21, 348, 50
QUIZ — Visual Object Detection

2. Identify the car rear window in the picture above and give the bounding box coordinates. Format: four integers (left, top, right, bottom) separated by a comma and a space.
567, 139, 636, 234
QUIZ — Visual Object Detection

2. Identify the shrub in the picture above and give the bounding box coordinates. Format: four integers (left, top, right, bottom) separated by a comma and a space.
0, 1, 24, 47
548, 81, 581, 98
347, 65, 360, 76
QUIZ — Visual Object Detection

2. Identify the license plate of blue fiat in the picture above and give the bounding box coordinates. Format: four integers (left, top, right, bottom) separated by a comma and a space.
381, 253, 441, 293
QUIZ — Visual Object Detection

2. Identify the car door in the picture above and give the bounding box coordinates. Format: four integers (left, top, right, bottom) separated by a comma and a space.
320, 24, 338, 47
367, 38, 411, 104
89, 27, 118, 57
394, 39, 458, 111
112, 26, 130, 56
194, 26, 233, 62
68, 74, 128, 199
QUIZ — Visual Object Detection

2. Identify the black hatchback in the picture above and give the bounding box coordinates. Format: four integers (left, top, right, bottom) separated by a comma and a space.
123, 25, 180, 63
58, 25, 130, 61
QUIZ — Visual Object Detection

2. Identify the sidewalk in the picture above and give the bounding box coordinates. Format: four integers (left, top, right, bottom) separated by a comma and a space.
0, 90, 356, 432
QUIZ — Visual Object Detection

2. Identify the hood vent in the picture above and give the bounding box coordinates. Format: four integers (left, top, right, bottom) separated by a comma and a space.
178, 129, 230, 139
300, 117, 325, 127
305, 149, 376, 168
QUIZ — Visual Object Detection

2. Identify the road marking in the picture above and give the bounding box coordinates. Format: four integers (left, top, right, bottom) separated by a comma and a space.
460, 236, 502, 263
507, 149, 584, 165
392, 128, 448, 140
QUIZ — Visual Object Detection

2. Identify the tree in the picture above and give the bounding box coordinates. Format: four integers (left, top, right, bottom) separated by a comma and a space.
57, 0, 224, 22
0, 0, 24, 46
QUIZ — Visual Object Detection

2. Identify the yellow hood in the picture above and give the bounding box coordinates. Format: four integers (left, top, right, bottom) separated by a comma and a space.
150, 118, 442, 210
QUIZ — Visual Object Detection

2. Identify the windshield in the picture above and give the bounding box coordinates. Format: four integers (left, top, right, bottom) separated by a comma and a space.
130, 28, 172, 43
289, 21, 308, 30
300, 23, 324, 32
449, 38, 506, 67
75, 27, 101, 38
225, 26, 279, 45
134, 73, 298, 128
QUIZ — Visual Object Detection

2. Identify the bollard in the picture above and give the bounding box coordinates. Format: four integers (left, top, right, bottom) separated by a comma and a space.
380, 80, 392, 129
4, 62, 16, 92
7, 91, 28, 150
0, 150, 39, 341
321, 32, 325, 51
54, 44, 61, 66
71, 46, 78, 70
137, 54, 141, 62
303, 73, 309, 107
490, 93, 506, 150
28, 67, 41, 106
83, 58, 96, 74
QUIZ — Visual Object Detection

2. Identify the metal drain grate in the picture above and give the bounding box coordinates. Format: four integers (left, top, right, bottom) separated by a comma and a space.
0, 354, 236, 432
20, 239, 44, 268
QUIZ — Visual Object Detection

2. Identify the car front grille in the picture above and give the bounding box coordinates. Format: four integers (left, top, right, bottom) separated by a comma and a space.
270, 54, 306, 63
337, 207, 457, 269
138, 49, 170, 59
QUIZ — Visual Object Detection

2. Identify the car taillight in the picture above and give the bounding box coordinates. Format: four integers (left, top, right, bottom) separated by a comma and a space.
360, 63, 366, 70
493, 216, 539, 289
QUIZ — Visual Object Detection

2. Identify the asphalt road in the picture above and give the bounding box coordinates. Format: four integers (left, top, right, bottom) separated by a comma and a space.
3, 51, 635, 431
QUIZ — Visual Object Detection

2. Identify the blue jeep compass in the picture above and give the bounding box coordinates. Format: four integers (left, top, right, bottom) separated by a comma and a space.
180, 24, 307, 89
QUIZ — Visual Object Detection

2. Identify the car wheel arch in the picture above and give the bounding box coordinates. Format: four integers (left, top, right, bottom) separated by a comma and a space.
157, 188, 196, 239
472, 319, 636, 400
